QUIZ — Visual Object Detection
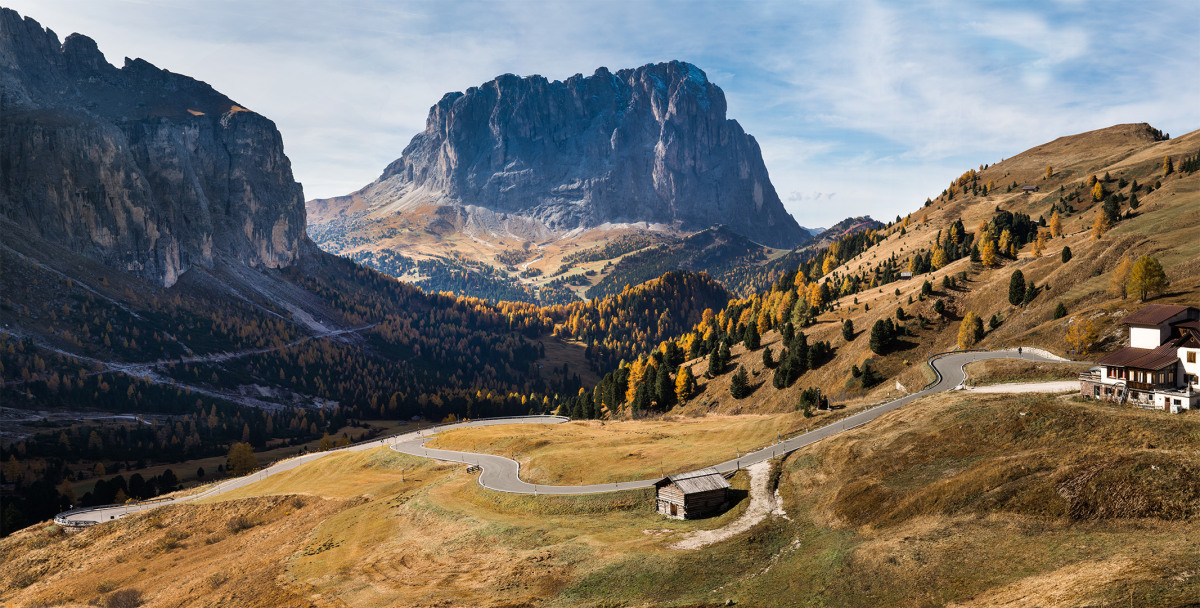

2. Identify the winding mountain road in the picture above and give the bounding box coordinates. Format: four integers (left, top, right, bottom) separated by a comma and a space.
55, 348, 1071, 525
389, 348, 1070, 494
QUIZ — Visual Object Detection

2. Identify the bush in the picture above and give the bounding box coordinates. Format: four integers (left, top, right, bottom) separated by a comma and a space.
226, 514, 255, 534
103, 589, 144, 608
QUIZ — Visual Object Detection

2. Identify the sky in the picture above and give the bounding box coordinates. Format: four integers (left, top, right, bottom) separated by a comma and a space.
6, 0, 1198, 228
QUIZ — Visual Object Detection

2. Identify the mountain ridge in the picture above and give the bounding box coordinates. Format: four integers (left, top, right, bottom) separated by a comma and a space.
0, 8, 305, 287
308, 60, 807, 249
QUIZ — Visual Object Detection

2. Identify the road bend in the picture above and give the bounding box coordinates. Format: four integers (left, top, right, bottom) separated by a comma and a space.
56, 349, 1072, 524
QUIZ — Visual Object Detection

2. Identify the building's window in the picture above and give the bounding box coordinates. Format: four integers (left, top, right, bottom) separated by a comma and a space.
1189, 351, 1197, 364
1175, 399, 1182, 406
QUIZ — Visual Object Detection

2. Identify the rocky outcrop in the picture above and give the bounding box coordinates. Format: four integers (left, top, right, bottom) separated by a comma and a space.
0, 8, 305, 287
312, 61, 806, 249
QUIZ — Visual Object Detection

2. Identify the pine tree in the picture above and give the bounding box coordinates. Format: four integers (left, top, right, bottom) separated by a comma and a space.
1129, 192, 1139, 210
730, 366, 750, 399
705, 344, 721, 378
869, 319, 891, 355
743, 322, 760, 351
1163, 155, 1174, 175
1053, 302, 1067, 320
1102, 195, 1120, 223
1061, 246, 1072, 263
762, 345, 775, 368
1127, 255, 1169, 301
655, 364, 675, 409
842, 319, 855, 341
1009, 270, 1026, 306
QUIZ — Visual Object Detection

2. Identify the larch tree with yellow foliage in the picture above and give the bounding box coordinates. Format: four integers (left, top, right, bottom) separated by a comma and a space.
807, 282, 823, 309
1032, 230, 1046, 258
1109, 256, 1132, 299
822, 255, 836, 276
1092, 180, 1105, 202
1091, 211, 1110, 240
625, 357, 647, 404
1049, 211, 1062, 238
979, 240, 998, 267
931, 247, 948, 270
998, 229, 1013, 255
1127, 255, 1169, 301
674, 365, 695, 402
1045, 165, 1053, 179
957, 312, 983, 349
1065, 316, 1100, 356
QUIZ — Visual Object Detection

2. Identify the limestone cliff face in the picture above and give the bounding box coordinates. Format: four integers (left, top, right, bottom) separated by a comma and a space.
0, 9, 305, 287
318, 61, 805, 248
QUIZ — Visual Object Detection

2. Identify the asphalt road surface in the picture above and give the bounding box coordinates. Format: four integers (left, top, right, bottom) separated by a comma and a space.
389, 348, 1069, 494
56, 349, 1069, 524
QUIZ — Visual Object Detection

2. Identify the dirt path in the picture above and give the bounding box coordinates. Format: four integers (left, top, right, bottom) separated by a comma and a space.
670, 461, 785, 550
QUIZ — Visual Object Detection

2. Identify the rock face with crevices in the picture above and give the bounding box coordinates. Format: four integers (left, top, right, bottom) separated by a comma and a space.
0, 8, 305, 287
309, 60, 806, 249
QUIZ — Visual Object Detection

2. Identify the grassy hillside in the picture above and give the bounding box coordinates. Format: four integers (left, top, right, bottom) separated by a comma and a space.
586, 124, 1199, 418
4, 391, 1196, 607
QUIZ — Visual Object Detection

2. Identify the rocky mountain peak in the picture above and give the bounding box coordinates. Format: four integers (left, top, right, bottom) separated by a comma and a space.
316, 60, 806, 249
0, 8, 306, 287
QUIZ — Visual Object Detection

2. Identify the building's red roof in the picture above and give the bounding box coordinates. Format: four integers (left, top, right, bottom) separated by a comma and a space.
1096, 339, 1181, 370
1121, 304, 1191, 326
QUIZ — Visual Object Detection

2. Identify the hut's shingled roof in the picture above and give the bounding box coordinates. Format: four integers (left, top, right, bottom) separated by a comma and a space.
656, 467, 730, 494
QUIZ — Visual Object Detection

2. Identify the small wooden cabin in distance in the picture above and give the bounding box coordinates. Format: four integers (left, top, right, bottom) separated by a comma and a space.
654, 467, 730, 519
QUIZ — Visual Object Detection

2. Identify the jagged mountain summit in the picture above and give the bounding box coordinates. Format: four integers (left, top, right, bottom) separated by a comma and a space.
309, 60, 807, 249
0, 8, 305, 287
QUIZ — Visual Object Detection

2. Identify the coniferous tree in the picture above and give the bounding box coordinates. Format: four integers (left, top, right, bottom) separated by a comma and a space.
1061, 246, 1072, 263
1009, 270, 1026, 306
762, 345, 775, 368
743, 322, 760, 351
1022, 279, 1037, 304
1053, 302, 1067, 320
869, 319, 891, 355
842, 319, 855, 341
1102, 195, 1120, 224
730, 366, 750, 399
655, 364, 675, 409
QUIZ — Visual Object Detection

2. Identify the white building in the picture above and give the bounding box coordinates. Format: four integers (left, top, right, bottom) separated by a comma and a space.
1079, 304, 1200, 413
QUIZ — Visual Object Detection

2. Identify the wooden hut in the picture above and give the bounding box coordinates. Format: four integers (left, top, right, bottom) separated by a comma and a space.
654, 467, 730, 519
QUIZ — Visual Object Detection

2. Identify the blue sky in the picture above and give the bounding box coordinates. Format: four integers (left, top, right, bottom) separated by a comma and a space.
7, 0, 1198, 227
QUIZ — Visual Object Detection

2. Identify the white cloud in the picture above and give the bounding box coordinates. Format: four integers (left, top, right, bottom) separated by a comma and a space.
5, 0, 1197, 228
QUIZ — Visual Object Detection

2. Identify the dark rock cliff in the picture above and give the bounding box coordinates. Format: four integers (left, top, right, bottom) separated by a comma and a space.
317, 61, 805, 248
0, 8, 305, 287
